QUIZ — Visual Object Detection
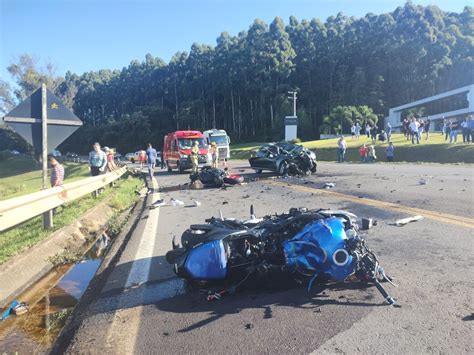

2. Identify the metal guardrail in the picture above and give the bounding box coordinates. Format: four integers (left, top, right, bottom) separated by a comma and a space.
0, 167, 127, 232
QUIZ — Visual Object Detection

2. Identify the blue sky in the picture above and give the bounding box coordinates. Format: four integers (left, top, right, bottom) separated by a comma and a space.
0, 0, 469, 83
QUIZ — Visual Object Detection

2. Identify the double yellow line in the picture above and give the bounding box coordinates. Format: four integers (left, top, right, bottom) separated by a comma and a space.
266, 180, 474, 229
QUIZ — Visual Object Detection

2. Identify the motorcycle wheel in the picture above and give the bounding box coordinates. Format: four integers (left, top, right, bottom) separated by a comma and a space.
167, 161, 172, 172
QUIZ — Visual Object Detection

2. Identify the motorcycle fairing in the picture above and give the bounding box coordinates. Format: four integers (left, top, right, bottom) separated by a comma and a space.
283, 217, 355, 281
184, 240, 228, 279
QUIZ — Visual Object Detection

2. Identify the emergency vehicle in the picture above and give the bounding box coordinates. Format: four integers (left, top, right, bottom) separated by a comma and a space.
163, 130, 211, 173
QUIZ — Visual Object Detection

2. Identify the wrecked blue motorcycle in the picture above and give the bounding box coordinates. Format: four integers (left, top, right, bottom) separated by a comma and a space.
166, 207, 398, 306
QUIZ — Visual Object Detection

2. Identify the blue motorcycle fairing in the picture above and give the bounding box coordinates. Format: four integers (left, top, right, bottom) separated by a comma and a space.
184, 240, 228, 279
283, 217, 355, 281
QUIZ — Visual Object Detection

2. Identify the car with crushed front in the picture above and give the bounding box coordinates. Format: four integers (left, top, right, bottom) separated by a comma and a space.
249, 142, 317, 176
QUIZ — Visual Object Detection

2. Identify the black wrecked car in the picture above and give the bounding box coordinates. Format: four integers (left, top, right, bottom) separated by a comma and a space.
249, 142, 317, 176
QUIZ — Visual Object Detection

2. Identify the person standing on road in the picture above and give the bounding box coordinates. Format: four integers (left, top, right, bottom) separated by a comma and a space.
89, 142, 107, 176
386, 142, 394, 162
337, 136, 347, 163
145, 143, 157, 178
138, 149, 146, 170
49, 156, 64, 187
191, 141, 199, 174
210, 142, 218, 168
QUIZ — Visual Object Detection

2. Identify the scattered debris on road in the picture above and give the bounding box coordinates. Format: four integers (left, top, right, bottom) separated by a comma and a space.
419, 178, 427, 185
193, 200, 202, 207
324, 182, 336, 189
394, 215, 424, 226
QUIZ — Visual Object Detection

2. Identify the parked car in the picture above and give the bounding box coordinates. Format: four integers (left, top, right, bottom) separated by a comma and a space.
65, 152, 79, 162
249, 142, 317, 176
125, 152, 140, 163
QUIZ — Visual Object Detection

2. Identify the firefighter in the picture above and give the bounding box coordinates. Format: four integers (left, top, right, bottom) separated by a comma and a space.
191, 141, 200, 174
210, 141, 218, 168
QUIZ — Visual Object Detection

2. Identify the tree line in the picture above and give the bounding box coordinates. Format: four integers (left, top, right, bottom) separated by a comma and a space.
1, 2, 473, 153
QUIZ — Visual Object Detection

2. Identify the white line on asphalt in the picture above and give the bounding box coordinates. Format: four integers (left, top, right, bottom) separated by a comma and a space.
124, 176, 160, 288
104, 175, 160, 352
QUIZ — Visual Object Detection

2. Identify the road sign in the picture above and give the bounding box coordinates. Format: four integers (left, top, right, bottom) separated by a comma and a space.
3, 86, 82, 153
2, 84, 82, 228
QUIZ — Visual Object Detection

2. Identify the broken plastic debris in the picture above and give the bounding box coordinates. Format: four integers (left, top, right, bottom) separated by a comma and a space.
324, 182, 336, 189
193, 200, 202, 207
149, 199, 166, 209
419, 178, 427, 185
170, 198, 184, 206
395, 215, 424, 226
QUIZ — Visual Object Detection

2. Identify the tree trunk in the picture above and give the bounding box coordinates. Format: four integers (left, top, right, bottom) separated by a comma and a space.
231, 88, 236, 132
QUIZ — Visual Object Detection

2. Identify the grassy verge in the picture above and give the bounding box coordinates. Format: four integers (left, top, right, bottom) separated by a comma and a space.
230, 133, 474, 163
0, 172, 143, 264
0, 155, 90, 200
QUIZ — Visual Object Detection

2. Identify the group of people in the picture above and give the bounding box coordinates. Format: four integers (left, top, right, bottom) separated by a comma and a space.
442, 116, 473, 144
401, 117, 431, 144
338, 136, 393, 163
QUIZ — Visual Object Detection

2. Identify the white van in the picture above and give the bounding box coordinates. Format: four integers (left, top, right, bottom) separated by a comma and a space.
203, 129, 230, 160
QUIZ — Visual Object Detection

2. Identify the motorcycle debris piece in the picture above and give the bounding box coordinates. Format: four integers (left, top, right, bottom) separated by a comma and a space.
361, 218, 373, 230
170, 198, 184, 206
419, 178, 427, 185
324, 182, 336, 189
193, 200, 202, 207
149, 199, 166, 209
395, 215, 424, 226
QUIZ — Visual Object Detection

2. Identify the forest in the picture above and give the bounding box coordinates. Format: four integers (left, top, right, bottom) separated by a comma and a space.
1, 2, 473, 153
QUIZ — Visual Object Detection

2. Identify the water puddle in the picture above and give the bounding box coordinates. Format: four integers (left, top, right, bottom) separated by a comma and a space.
0, 233, 110, 353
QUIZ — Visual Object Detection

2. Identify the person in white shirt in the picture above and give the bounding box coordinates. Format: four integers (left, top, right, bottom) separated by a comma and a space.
337, 136, 347, 163
409, 117, 420, 144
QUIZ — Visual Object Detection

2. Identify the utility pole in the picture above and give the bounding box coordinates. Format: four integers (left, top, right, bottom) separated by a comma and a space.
288, 91, 297, 117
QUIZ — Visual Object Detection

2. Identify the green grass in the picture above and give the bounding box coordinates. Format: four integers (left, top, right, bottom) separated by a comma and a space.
0, 173, 143, 264
230, 133, 474, 164
0, 155, 90, 200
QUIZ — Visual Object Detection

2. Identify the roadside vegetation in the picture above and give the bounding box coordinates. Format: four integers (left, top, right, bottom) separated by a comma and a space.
0, 173, 143, 264
0, 154, 90, 200
230, 133, 474, 164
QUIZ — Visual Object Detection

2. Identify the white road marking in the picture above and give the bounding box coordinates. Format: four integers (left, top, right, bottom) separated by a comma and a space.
124, 177, 160, 288
105, 175, 160, 353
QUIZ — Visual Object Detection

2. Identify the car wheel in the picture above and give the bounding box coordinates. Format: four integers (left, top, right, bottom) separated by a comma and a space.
255, 169, 262, 174
131, 158, 135, 163
278, 161, 288, 176
167, 161, 172, 172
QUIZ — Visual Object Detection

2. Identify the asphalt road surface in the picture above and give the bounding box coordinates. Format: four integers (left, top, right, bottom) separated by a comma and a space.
55, 161, 473, 354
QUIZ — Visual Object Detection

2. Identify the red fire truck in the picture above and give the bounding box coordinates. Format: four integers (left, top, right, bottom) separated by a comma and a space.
163, 130, 211, 173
